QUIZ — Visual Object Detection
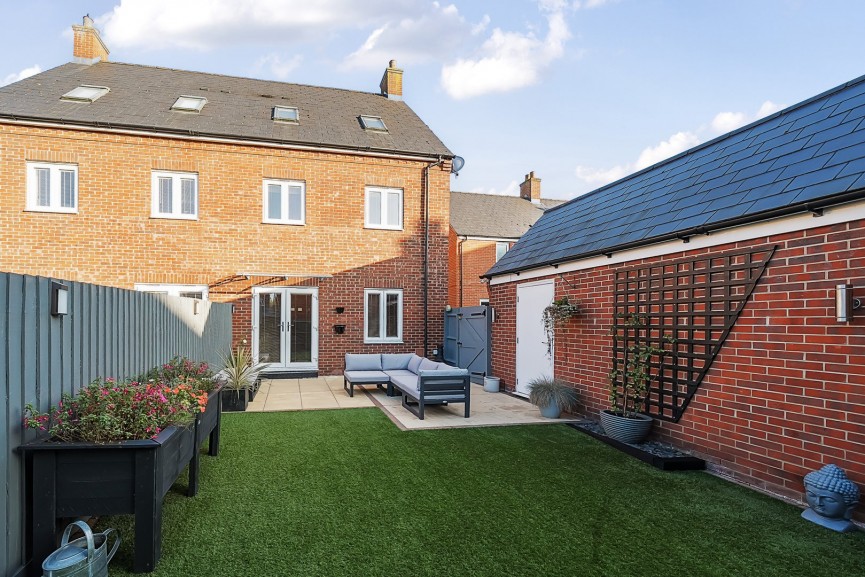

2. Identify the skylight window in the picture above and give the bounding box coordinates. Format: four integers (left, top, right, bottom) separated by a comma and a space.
272, 106, 299, 123
171, 95, 207, 113
60, 85, 109, 103
360, 115, 388, 132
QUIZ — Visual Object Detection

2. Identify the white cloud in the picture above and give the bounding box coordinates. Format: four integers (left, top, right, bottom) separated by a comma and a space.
343, 2, 469, 69
440, 2, 571, 99
471, 14, 491, 36
575, 0, 615, 8
254, 53, 302, 80
710, 100, 786, 134
98, 0, 423, 50
469, 180, 519, 196
575, 98, 787, 189
1, 64, 41, 87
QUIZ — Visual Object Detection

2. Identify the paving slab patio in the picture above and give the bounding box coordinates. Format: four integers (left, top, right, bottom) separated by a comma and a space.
247, 375, 581, 430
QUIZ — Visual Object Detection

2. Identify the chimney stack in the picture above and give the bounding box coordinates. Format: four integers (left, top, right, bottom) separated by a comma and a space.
519, 171, 541, 203
380, 59, 403, 100
73, 15, 110, 65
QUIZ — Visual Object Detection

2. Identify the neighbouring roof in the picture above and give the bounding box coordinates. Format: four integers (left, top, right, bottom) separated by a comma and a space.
487, 74, 865, 277
450, 191, 564, 238
0, 62, 452, 159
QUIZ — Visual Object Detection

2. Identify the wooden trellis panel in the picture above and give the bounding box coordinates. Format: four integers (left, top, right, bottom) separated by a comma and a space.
611, 246, 776, 422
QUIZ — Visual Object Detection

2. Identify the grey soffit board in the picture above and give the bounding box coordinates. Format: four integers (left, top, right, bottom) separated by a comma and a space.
487, 74, 865, 277
0, 61, 452, 158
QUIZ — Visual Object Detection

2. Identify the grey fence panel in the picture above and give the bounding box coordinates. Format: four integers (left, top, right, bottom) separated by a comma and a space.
1, 273, 232, 577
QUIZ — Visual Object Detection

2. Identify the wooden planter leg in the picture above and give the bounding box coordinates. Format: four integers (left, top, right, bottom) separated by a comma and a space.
133, 450, 161, 573
208, 400, 221, 457
29, 454, 57, 577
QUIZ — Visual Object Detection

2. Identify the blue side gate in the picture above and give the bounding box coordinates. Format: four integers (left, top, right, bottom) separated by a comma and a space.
443, 306, 491, 384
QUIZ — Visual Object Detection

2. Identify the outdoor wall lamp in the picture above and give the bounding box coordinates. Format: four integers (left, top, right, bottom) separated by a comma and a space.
51, 281, 69, 316
835, 284, 861, 323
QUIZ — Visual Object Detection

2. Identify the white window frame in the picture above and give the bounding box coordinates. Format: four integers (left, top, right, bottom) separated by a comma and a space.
496, 241, 509, 262
26, 162, 79, 214
151, 171, 199, 220
480, 299, 490, 306
364, 186, 403, 230
364, 288, 403, 344
262, 179, 306, 225
135, 283, 209, 300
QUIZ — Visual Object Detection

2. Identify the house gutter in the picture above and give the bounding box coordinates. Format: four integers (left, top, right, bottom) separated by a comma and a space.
0, 116, 450, 163
485, 188, 865, 279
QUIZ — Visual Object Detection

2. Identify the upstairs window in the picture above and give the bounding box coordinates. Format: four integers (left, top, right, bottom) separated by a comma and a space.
365, 186, 402, 230
135, 283, 209, 300
151, 171, 198, 220
272, 106, 299, 123
171, 96, 207, 113
26, 162, 78, 213
365, 288, 402, 343
263, 179, 305, 225
359, 115, 387, 132
60, 85, 109, 103
496, 241, 509, 261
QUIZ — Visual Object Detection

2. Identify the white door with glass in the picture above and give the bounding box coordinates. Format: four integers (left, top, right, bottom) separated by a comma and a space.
515, 280, 554, 396
253, 287, 318, 371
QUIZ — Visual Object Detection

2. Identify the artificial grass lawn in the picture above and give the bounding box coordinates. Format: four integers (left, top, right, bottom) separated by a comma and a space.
102, 409, 864, 577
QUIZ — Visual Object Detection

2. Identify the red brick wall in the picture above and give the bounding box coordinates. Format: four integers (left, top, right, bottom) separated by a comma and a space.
0, 123, 450, 373
490, 218, 865, 518
448, 234, 511, 307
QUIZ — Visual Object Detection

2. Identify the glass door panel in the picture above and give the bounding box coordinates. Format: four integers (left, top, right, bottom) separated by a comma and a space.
290, 293, 312, 363
258, 291, 283, 365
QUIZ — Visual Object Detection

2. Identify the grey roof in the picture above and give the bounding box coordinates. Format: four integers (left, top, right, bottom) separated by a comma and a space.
487, 74, 865, 277
0, 62, 452, 158
450, 192, 563, 238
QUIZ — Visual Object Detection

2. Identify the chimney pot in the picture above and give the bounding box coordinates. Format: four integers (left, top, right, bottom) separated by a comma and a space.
380, 59, 404, 101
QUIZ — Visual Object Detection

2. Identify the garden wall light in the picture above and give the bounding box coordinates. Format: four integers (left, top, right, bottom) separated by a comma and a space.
835, 284, 861, 323
50, 281, 69, 316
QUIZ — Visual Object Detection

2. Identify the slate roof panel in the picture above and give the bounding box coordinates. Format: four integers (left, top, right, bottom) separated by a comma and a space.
0, 62, 452, 158
487, 74, 865, 277
449, 192, 562, 238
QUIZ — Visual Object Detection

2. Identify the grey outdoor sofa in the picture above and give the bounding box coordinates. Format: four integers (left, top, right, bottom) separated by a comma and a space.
343, 353, 471, 420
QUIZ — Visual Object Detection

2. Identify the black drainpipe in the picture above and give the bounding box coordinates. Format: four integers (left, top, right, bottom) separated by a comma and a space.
423, 157, 444, 357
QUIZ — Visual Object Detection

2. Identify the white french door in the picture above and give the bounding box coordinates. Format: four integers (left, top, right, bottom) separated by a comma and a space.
515, 280, 554, 396
252, 287, 318, 372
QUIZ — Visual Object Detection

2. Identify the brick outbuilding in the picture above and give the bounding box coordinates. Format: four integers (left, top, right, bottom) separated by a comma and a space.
485, 75, 865, 520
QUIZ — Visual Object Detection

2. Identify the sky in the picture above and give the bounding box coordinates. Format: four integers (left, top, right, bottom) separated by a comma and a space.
2, 0, 865, 200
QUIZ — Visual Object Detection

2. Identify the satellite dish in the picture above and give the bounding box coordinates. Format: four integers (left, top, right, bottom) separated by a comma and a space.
451, 155, 465, 175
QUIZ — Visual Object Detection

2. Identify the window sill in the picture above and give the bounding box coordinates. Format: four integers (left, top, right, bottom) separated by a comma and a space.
262, 220, 306, 226
25, 207, 78, 214
364, 339, 404, 345
150, 214, 199, 221
364, 225, 403, 231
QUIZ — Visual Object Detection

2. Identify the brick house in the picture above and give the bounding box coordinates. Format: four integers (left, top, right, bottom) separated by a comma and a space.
0, 17, 455, 376
485, 75, 865, 518
448, 172, 562, 307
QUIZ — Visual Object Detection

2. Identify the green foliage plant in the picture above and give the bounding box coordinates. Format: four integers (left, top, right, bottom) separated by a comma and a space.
220, 347, 268, 393
541, 296, 580, 358
608, 314, 675, 419
527, 376, 579, 413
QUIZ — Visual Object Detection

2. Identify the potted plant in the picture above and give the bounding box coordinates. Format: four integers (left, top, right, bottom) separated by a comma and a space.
528, 376, 579, 418
602, 314, 674, 443
541, 296, 580, 358
219, 347, 268, 412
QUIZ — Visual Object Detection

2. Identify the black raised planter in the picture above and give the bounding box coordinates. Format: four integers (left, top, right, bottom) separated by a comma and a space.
220, 388, 248, 412
569, 423, 706, 471
21, 390, 223, 575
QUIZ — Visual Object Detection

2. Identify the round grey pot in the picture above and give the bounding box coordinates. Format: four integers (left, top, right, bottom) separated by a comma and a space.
483, 377, 500, 393
539, 402, 561, 419
599, 410, 653, 444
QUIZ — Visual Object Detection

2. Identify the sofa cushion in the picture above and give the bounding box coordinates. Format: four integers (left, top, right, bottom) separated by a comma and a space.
382, 353, 414, 371
418, 358, 439, 372
419, 369, 469, 379
383, 369, 415, 378
344, 370, 389, 383
406, 354, 424, 374
435, 362, 453, 370
345, 353, 382, 371
391, 373, 419, 391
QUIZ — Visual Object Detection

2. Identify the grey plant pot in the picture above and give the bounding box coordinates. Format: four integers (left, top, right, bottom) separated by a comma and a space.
599, 409, 653, 443
483, 377, 500, 393
539, 402, 561, 419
